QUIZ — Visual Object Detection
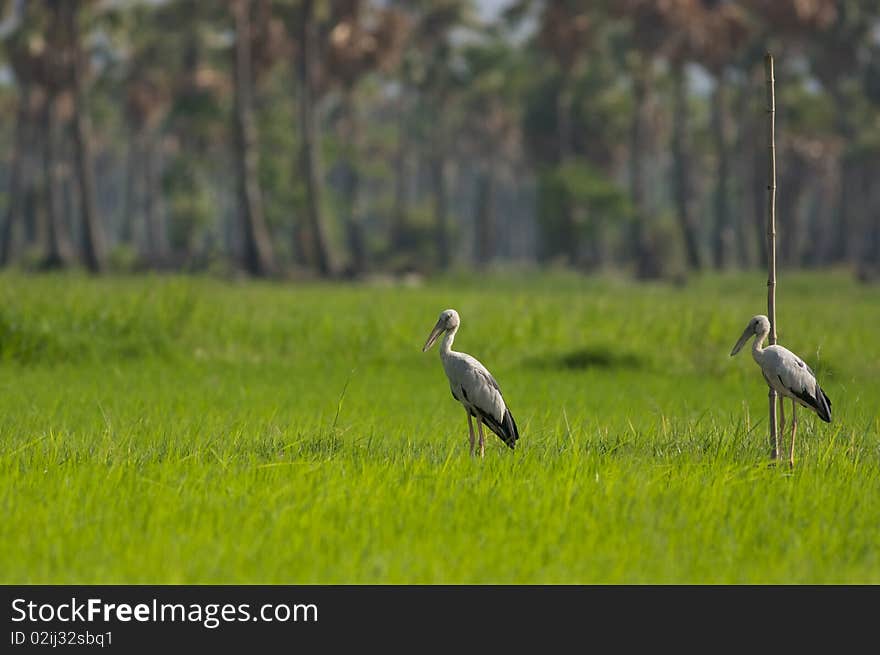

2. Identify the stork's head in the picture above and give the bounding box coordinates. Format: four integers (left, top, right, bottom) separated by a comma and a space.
422, 309, 460, 352
730, 314, 771, 356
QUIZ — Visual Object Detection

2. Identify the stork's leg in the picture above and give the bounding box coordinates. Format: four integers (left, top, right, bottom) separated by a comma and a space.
789, 400, 798, 469
778, 396, 786, 443
467, 413, 476, 457
769, 389, 779, 460
477, 421, 486, 459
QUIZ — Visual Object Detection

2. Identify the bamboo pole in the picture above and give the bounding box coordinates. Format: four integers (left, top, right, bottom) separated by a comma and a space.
765, 53, 779, 460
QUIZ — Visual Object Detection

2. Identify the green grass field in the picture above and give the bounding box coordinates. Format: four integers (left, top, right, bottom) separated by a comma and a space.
1, 270, 878, 583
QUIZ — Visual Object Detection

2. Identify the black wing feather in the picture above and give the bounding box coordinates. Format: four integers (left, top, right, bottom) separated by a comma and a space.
764, 364, 832, 424
790, 384, 832, 423
470, 367, 519, 449
475, 406, 519, 449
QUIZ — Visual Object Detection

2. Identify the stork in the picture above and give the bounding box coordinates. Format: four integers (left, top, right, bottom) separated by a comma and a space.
422, 309, 519, 457
730, 314, 831, 467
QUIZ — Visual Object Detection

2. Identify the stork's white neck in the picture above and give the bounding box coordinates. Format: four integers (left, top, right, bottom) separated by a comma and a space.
439, 324, 459, 357
751, 325, 770, 364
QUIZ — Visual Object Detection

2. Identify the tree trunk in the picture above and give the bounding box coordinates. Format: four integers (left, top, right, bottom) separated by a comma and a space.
340, 87, 366, 275
22, 99, 43, 248
120, 128, 141, 245
802, 182, 827, 267
232, 0, 276, 276
297, 0, 335, 277
556, 71, 573, 163
732, 78, 753, 268
0, 86, 30, 266
711, 73, 732, 270
142, 131, 165, 264
556, 70, 577, 266
859, 158, 880, 278
391, 91, 411, 253
430, 152, 450, 270
631, 69, 658, 279
474, 162, 496, 265
778, 153, 806, 266
41, 88, 74, 269
830, 160, 851, 264
670, 62, 701, 271
827, 85, 853, 264
41, 3, 74, 269
24, 186, 42, 248
66, 0, 105, 273
751, 127, 767, 265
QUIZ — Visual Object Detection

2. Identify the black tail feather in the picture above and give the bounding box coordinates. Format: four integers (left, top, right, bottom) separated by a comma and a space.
502, 408, 519, 448
795, 384, 832, 423
815, 386, 832, 423
479, 408, 519, 449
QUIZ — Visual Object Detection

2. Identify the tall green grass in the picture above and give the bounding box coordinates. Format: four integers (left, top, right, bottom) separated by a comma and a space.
0, 271, 878, 583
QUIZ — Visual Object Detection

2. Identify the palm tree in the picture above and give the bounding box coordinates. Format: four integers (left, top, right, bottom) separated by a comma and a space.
615, 1, 670, 278
460, 36, 522, 265
535, 0, 592, 266
801, 1, 869, 265
0, 84, 28, 266
669, 59, 702, 270
40, 1, 75, 269
535, 1, 591, 164
292, 0, 336, 277
0, 1, 41, 265
122, 69, 170, 262
699, 3, 750, 270
741, 0, 851, 264
58, 0, 106, 272
230, 0, 277, 276
660, 0, 706, 271
158, 0, 233, 265
113, 1, 173, 264
410, 0, 471, 270
324, 0, 407, 274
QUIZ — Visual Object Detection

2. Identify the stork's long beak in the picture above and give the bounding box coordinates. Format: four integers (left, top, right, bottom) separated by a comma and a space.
730, 325, 753, 357
422, 320, 445, 352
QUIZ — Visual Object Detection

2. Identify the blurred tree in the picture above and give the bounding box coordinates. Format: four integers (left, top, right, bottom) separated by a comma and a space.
158, 0, 229, 265
508, 0, 596, 266
535, 0, 591, 164
661, 0, 706, 271
743, 0, 869, 267
696, 1, 750, 270
669, 63, 702, 271
408, 0, 473, 270
615, 0, 670, 278
123, 75, 169, 263
39, 1, 75, 269
41, 0, 107, 272
802, 1, 873, 267
0, 0, 42, 266
459, 34, 523, 265
0, 72, 27, 266
644, 1, 758, 273
535, 0, 592, 266
379, 0, 450, 270
115, 3, 172, 265
2, 0, 878, 278
324, 0, 407, 274
230, 0, 277, 276
288, 0, 336, 277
